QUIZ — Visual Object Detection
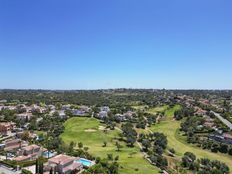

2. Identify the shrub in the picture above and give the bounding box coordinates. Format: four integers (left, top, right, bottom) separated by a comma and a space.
22, 169, 33, 174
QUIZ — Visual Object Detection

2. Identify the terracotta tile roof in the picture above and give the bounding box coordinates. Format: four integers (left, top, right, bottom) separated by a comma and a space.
223, 133, 232, 139
22, 144, 40, 151
63, 162, 82, 173
5, 139, 21, 144
14, 155, 31, 161
48, 154, 77, 165
0, 122, 16, 127
4, 144, 21, 151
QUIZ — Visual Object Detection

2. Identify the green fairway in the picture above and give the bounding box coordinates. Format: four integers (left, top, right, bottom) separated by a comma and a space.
164, 105, 181, 117
61, 117, 160, 174
150, 106, 232, 172
147, 105, 169, 114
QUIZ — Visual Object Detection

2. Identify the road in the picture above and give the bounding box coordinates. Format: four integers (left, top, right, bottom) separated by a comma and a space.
211, 111, 232, 130
0, 165, 21, 174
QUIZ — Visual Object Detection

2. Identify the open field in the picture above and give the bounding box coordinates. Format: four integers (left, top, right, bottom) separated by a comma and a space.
150, 105, 232, 172
147, 105, 169, 114
61, 117, 160, 174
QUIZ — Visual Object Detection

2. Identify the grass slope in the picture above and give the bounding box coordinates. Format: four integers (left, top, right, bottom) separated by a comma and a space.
147, 105, 169, 114
150, 105, 232, 172
61, 117, 160, 174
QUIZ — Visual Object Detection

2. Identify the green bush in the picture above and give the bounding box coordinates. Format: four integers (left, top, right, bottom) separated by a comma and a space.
1, 158, 47, 168
22, 169, 33, 174
0, 160, 17, 168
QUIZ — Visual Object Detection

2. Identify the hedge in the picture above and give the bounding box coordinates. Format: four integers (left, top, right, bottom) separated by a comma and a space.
22, 169, 33, 174
0, 158, 47, 168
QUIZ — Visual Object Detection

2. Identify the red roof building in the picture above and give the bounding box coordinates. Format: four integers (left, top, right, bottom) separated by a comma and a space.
46, 154, 83, 174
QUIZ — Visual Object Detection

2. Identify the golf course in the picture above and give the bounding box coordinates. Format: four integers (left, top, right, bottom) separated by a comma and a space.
61, 105, 232, 173
150, 105, 232, 172
61, 117, 160, 174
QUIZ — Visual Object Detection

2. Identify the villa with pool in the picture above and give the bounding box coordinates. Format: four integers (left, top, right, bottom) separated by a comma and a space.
44, 154, 95, 174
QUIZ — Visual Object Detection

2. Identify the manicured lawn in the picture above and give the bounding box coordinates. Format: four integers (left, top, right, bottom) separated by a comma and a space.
61, 117, 160, 174
147, 105, 169, 114
150, 106, 232, 172
164, 105, 181, 117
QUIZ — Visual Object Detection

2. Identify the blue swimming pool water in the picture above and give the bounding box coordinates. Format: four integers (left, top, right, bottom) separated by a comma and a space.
43, 151, 56, 158
75, 158, 92, 167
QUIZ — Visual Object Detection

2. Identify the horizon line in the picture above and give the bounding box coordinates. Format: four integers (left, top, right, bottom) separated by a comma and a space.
0, 88, 232, 91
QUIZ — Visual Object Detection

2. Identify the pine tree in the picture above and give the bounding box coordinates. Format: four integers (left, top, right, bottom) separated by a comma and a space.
35, 159, 39, 174
39, 161, 44, 174
50, 167, 53, 174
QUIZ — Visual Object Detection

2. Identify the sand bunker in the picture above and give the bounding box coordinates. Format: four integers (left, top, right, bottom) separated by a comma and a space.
84, 129, 97, 132
99, 126, 110, 131
98, 126, 105, 131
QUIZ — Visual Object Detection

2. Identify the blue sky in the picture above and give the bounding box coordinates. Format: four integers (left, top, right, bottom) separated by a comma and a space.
0, 0, 232, 89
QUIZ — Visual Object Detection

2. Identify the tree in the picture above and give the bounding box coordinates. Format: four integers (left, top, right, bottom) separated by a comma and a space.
78, 142, 83, 149
21, 131, 30, 141
154, 145, 164, 155
102, 141, 107, 147
121, 123, 138, 147
156, 155, 168, 169
153, 132, 167, 149
114, 155, 119, 161
126, 135, 136, 147
219, 144, 228, 154
150, 155, 158, 164
84, 147, 89, 152
115, 141, 122, 151
39, 161, 44, 174
49, 167, 53, 174
182, 152, 196, 169
95, 157, 101, 164
107, 154, 113, 161
169, 148, 175, 154
108, 161, 119, 174
141, 139, 151, 152
35, 159, 39, 174
198, 158, 229, 174
228, 146, 232, 156
68, 141, 76, 153
211, 143, 219, 153
36, 157, 44, 174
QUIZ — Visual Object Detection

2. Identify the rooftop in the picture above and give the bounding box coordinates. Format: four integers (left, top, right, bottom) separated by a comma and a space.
48, 154, 77, 165
14, 155, 31, 161
0, 122, 16, 127
223, 133, 232, 139
22, 144, 40, 151
63, 162, 82, 173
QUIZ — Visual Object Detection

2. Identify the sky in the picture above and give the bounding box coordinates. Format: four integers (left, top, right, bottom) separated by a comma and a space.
0, 0, 232, 90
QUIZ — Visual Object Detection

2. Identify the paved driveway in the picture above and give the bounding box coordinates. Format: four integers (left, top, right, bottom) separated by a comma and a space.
23, 165, 35, 174
0, 165, 21, 174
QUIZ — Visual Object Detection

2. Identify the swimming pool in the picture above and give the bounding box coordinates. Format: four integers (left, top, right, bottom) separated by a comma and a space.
43, 151, 56, 158
75, 158, 92, 167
